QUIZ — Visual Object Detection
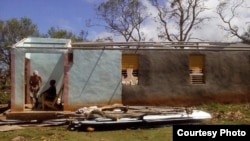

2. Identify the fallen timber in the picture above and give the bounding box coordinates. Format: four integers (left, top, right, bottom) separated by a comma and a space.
1, 105, 212, 131
67, 105, 212, 131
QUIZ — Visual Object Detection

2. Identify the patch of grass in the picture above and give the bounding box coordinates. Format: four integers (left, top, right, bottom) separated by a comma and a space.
0, 91, 10, 104
197, 103, 250, 125
0, 126, 172, 141
1, 103, 250, 141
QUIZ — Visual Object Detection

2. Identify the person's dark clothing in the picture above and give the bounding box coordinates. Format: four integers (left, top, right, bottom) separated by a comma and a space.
43, 85, 56, 101
41, 80, 57, 102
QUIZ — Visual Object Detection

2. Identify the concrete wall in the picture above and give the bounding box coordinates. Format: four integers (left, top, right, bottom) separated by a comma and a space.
68, 50, 122, 109
30, 53, 64, 94
12, 47, 122, 111
12, 46, 249, 110
11, 48, 65, 111
122, 51, 250, 106
11, 48, 25, 111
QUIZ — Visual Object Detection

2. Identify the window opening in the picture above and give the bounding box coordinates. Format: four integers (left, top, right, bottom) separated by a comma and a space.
122, 54, 139, 85
189, 54, 205, 84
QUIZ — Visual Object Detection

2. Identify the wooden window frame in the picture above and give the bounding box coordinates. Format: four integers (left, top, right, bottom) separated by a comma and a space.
189, 54, 205, 85
121, 54, 139, 85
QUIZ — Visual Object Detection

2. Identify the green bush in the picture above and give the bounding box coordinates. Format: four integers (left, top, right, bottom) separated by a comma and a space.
0, 91, 10, 104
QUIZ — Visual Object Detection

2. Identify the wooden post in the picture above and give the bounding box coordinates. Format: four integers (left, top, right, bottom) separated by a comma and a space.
63, 52, 69, 111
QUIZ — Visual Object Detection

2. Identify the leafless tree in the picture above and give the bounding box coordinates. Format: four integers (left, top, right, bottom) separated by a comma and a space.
92, 0, 149, 42
216, 0, 250, 43
150, 0, 209, 42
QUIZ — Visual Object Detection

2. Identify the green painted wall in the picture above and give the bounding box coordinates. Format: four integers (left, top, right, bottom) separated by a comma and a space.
68, 50, 122, 109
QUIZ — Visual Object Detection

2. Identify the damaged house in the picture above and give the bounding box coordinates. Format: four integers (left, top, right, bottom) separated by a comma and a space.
10, 37, 250, 112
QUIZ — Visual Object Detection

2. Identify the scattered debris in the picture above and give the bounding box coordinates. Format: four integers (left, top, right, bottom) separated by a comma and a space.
0, 104, 212, 132
68, 105, 212, 131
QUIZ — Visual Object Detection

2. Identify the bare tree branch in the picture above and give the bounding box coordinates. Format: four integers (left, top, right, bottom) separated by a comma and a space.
151, 0, 209, 42
216, 0, 250, 43
91, 0, 149, 42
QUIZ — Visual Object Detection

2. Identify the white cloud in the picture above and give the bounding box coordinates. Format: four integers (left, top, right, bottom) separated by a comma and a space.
140, 0, 159, 41
90, 31, 117, 41
82, 0, 106, 4
90, 0, 250, 42
199, 0, 250, 42
56, 18, 75, 32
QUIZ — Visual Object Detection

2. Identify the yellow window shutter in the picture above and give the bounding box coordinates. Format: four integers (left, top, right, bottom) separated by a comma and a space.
122, 54, 139, 70
189, 54, 204, 70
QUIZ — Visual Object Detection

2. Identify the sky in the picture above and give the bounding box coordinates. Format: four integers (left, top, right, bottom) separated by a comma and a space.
0, 0, 250, 42
0, 0, 106, 40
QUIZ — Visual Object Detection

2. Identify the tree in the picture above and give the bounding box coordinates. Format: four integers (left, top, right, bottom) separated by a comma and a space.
0, 17, 39, 85
150, 0, 209, 42
241, 27, 250, 43
93, 0, 149, 42
46, 27, 88, 42
216, 0, 250, 44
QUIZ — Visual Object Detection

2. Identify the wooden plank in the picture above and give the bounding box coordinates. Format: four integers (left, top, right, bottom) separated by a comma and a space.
6, 111, 59, 121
